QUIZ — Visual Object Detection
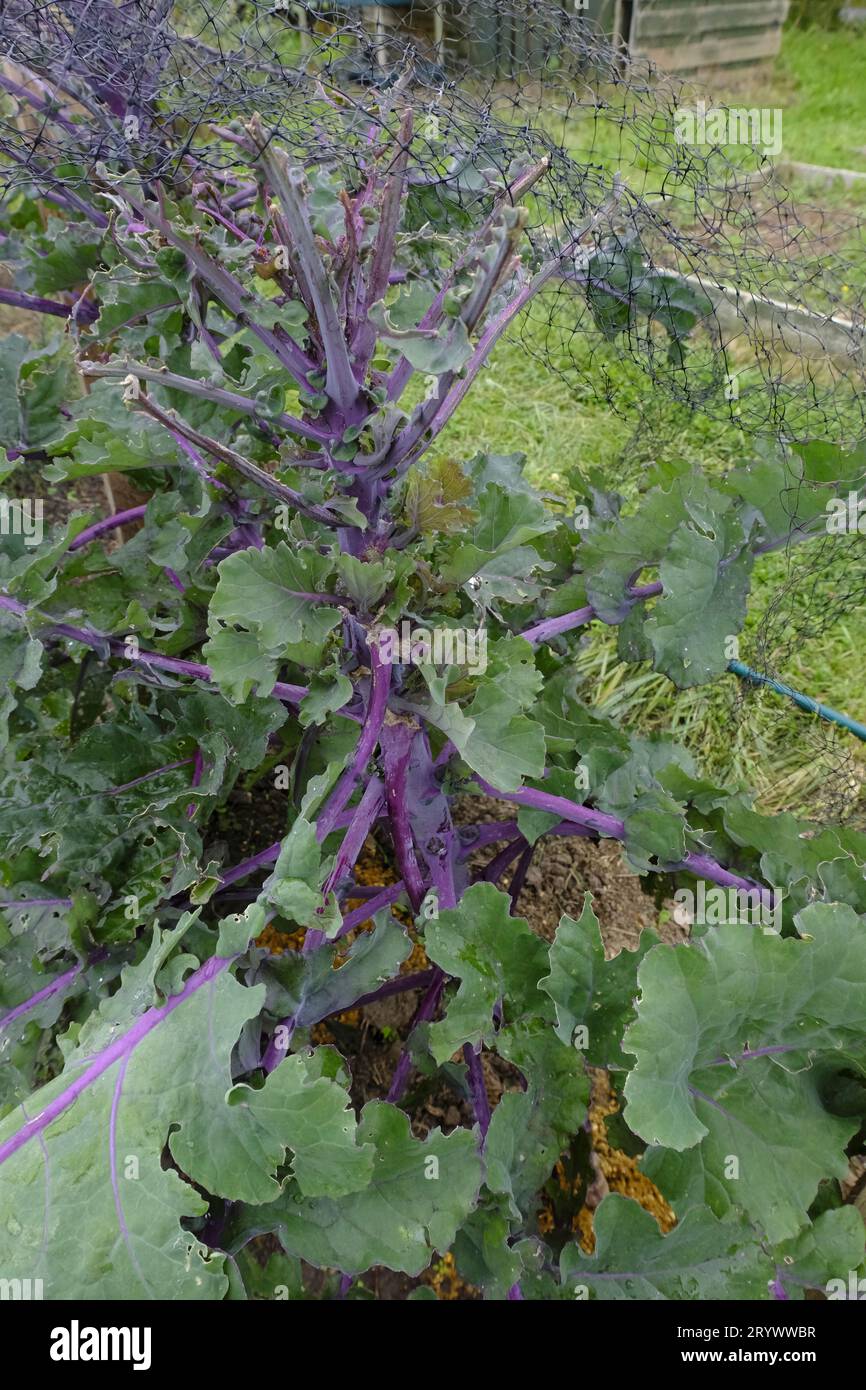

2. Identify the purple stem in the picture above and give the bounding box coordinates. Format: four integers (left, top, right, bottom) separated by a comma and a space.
0, 285, 99, 324
187, 746, 205, 821
483, 837, 529, 884
386, 968, 446, 1104
249, 125, 360, 415
409, 729, 461, 911
352, 109, 413, 370
0, 962, 84, 1033
770, 1275, 790, 1301
474, 777, 774, 905
0, 595, 311, 708
315, 642, 391, 842
216, 842, 281, 891
264, 963, 435, 1074
0, 953, 234, 1167
170, 427, 226, 489
507, 1283, 525, 1301
261, 896, 416, 1074
136, 396, 344, 527
385, 159, 551, 406
334, 881, 406, 939
225, 183, 258, 210
194, 201, 249, 242
508, 844, 535, 915
323, 777, 385, 898
133, 193, 314, 388
304, 776, 385, 954
463, 1043, 491, 1139
67, 505, 147, 551
381, 721, 426, 912
351, 969, 434, 1011
519, 583, 663, 646
709, 1044, 797, 1067
0, 897, 72, 910
261, 1016, 297, 1073
84, 362, 332, 445
386, 194, 618, 480
457, 820, 521, 851
0, 69, 80, 135
97, 757, 193, 798
384, 257, 552, 477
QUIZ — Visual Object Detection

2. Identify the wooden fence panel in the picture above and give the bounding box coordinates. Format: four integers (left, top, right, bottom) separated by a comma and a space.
631, 0, 790, 69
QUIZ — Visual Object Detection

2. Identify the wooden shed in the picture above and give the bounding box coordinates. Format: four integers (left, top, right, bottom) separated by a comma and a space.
625, 0, 792, 71
339, 1, 792, 74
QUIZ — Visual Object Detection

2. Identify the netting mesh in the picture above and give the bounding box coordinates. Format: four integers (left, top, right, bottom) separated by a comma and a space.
1, 0, 864, 818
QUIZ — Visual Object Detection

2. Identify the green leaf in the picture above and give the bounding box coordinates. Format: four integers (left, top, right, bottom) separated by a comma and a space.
623, 908, 866, 1241
208, 542, 339, 649
0, 335, 81, 451
622, 790, 688, 871
204, 627, 281, 703
774, 1207, 866, 1299
258, 914, 411, 1030
423, 637, 546, 792
27, 228, 102, 295
229, 1247, 310, 1301
723, 439, 866, 552
485, 1027, 588, 1216
440, 483, 557, 586
425, 883, 550, 1064
90, 270, 178, 335
639, 1145, 734, 1221
370, 299, 472, 374
584, 243, 710, 356
0, 622, 42, 748
229, 1101, 483, 1276
579, 471, 748, 674
223, 1049, 375, 1200
261, 816, 341, 933
434, 695, 546, 793
43, 380, 181, 478
539, 896, 658, 1067
516, 767, 581, 845
0, 918, 377, 1298
298, 668, 354, 729
645, 521, 753, 687
560, 1195, 773, 1300
335, 552, 391, 611
451, 1194, 524, 1296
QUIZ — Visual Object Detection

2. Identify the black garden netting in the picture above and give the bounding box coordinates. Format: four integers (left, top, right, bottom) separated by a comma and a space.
1, 0, 864, 818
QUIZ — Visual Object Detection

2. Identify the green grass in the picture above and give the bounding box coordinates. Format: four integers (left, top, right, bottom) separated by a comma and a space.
771, 27, 866, 174
431, 301, 866, 821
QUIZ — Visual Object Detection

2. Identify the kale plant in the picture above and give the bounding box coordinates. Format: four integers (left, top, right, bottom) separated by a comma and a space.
1, 1, 866, 1301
